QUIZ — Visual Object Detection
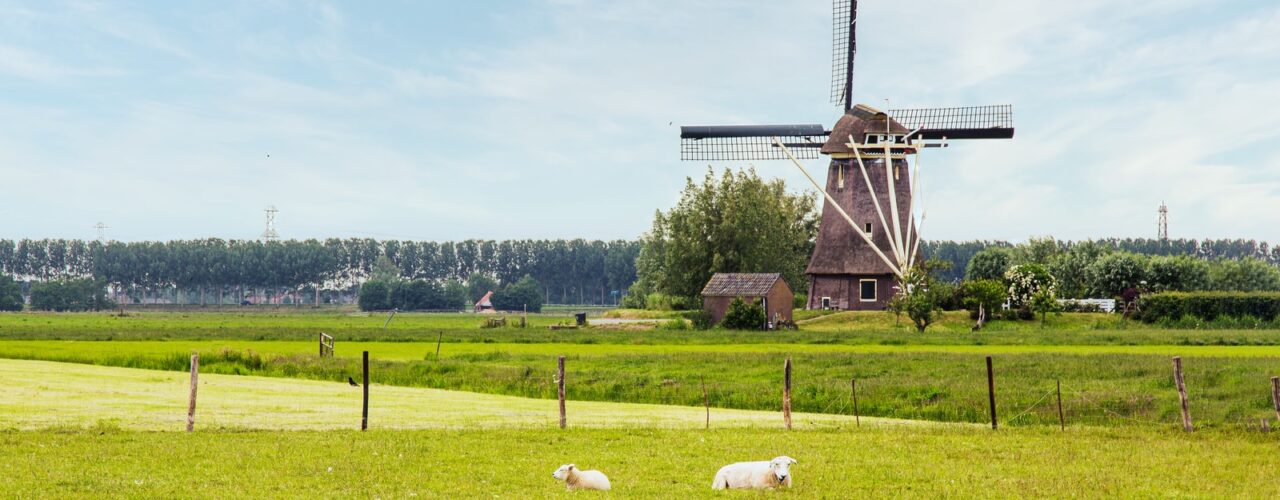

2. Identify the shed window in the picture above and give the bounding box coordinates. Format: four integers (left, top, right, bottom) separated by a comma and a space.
859, 280, 877, 302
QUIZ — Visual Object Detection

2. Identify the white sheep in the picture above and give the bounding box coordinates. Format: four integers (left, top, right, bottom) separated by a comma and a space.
552, 464, 611, 491
711, 456, 797, 489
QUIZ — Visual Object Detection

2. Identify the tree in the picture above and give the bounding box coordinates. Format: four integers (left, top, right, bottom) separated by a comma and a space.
1049, 241, 1110, 298
720, 297, 765, 330
961, 279, 1006, 323
0, 273, 23, 311
357, 280, 392, 311
491, 275, 544, 313
966, 247, 1013, 281
1207, 258, 1280, 291
466, 274, 499, 304
890, 262, 949, 332
442, 279, 468, 310
1030, 288, 1062, 326
1086, 253, 1147, 297
635, 167, 817, 302
1146, 255, 1209, 292
28, 279, 113, 312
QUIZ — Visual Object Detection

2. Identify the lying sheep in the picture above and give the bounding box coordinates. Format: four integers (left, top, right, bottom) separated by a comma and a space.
552, 464, 611, 491
711, 456, 797, 489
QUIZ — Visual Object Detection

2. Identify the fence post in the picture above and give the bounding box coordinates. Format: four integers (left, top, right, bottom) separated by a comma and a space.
783, 357, 792, 430
318, 332, 324, 357
1270, 376, 1280, 423
186, 354, 199, 432
558, 356, 567, 429
1173, 356, 1192, 432
362, 351, 369, 431
851, 377, 860, 427
434, 331, 443, 361
701, 375, 709, 430
986, 356, 997, 430
1056, 378, 1065, 431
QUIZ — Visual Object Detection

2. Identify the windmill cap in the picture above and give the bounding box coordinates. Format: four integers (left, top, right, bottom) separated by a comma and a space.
821, 104, 909, 155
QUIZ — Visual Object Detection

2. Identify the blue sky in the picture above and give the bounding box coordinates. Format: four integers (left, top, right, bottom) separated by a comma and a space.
1, 0, 1278, 243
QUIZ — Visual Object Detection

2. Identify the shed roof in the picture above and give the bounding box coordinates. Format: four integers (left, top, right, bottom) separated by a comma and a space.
701, 273, 785, 297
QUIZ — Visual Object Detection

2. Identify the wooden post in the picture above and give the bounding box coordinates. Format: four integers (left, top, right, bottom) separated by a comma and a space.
986, 356, 997, 430
186, 354, 198, 432
1056, 379, 1065, 431
434, 331, 443, 361
701, 375, 709, 430
558, 356, 567, 429
783, 357, 792, 430
1173, 356, 1192, 432
361, 351, 369, 431
318, 332, 324, 357
1270, 376, 1280, 423
851, 378, 860, 427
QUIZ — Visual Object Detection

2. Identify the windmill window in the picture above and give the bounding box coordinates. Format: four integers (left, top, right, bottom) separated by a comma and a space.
821, 296, 831, 309
864, 223, 873, 235
859, 280, 877, 302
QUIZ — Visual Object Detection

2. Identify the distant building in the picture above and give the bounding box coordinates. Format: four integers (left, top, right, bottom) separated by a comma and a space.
474, 291, 495, 313
700, 273, 794, 328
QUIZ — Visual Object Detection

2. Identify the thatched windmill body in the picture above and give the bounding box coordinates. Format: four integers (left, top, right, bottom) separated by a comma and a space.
679, 0, 1014, 310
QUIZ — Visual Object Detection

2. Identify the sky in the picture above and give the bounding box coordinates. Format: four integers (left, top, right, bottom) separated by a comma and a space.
1, 0, 1278, 243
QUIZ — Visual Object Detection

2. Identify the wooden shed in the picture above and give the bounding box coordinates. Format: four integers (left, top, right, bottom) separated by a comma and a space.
700, 273, 793, 328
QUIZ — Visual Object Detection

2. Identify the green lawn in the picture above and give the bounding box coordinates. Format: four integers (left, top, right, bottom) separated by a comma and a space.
4, 426, 1275, 498
0, 359, 883, 431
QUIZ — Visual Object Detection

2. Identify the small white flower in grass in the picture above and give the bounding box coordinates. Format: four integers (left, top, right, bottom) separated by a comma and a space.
133, 480, 144, 486
327, 467, 333, 473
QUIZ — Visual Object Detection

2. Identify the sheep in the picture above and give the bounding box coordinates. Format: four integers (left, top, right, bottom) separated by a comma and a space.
711, 456, 797, 490
552, 464, 611, 491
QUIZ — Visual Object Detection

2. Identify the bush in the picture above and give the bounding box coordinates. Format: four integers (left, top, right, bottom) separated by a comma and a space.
28, 279, 113, 312
1087, 253, 1147, 297
491, 275, 544, 313
1005, 264, 1055, 307
793, 293, 807, 309
0, 274, 22, 311
357, 280, 392, 311
686, 310, 715, 330
1139, 292, 1280, 323
720, 297, 765, 330
388, 280, 449, 310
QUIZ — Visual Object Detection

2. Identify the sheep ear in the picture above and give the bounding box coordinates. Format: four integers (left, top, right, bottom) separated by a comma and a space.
790, 458, 798, 465
568, 464, 576, 470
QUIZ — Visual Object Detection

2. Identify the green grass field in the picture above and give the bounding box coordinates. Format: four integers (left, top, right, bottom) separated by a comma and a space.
5, 426, 1277, 497
2, 310, 1278, 496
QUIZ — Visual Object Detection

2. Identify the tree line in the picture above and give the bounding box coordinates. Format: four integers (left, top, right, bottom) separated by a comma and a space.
0, 238, 640, 306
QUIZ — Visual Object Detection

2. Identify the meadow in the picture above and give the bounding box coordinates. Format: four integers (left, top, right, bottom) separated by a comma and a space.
2, 309, 1279, 497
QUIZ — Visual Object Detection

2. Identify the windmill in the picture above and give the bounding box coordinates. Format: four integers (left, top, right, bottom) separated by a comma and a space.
678, 0, 1014, 311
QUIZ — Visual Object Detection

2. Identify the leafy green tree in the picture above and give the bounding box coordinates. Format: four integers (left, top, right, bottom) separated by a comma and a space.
466, 274, 499, 304
635, 167, 817, 302
442, 279, 468, 310
491, 275, 544, 313
1086, 253, 1147, 297
966, 247, 1013, 281
28, 279, 112, 312
1049, 241, 1110, 298
0, 273, 24, 311
1146, 255, 1209, 292
357, 280, 392, 311
961, 279, 1006, 320
720, 297, 765, 330
1207, 258, 1280, 291
1030, 288, 1062, 326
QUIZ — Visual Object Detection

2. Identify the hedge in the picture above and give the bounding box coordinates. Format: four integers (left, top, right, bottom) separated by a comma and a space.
1138, 292, 1280, 323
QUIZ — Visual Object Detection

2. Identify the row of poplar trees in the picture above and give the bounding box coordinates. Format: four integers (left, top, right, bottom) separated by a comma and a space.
0, 238, 640, 305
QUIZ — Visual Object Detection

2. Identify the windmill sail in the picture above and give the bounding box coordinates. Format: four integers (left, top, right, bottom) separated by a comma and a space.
888, 105, 1015, 140
831, 0, 857, 110
680, 124, 827, 161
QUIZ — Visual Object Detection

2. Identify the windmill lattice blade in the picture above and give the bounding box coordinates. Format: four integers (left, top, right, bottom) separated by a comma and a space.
680, 124, 827, 161
830, 0, 857, 109
889, 105, 1015, 140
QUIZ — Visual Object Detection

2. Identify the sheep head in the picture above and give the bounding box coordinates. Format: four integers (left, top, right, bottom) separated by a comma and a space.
552, 464, 576, 481
769, 456, 797, 484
